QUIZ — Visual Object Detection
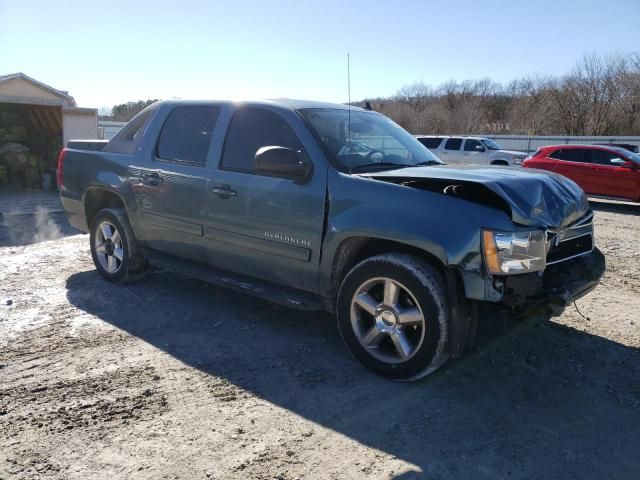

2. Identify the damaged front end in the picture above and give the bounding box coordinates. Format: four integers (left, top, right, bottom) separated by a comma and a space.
362, 166, 605, 317
491, 210, 605, 315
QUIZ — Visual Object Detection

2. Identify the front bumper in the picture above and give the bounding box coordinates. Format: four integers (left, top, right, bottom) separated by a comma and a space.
500, 247, 605, 314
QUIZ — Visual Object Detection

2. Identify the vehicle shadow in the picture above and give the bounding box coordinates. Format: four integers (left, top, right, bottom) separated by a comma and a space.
65, 269, 640, 480
589, 199, 640, 217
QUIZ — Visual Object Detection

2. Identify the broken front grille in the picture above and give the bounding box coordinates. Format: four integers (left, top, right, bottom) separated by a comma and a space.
546, 211, 594, 265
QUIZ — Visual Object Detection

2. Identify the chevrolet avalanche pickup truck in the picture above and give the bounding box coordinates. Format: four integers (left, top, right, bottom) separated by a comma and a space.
59, 100, 605, 380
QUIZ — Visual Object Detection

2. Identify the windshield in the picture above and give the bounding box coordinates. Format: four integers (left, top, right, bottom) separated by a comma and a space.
611, 146, 640, 164
481, 139, 502, 150
299, 108, 443, 172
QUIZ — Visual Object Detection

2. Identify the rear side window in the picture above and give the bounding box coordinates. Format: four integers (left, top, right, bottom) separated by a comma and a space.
464, 139, 483, 151
221, 108, 304, 173
104, 107, 155, 154
157, 106, 220, 165
550, 149, 585, 162
417, 137, 443, 149
585, 149, 624, 166
444, 138, 462, 150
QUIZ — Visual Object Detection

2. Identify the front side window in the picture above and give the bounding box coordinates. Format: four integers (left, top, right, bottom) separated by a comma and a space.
585, 149, 623, 166
464, 139, 483, 151
157, 106, 220, 165
550, 149, 585, 163
481, 139, 502, 150
300, 108, 442, 172
444, 138, 463, 150
221, 108, 304, 173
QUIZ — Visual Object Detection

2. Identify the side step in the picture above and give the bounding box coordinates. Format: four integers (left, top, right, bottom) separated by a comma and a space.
142, 248, 328, 312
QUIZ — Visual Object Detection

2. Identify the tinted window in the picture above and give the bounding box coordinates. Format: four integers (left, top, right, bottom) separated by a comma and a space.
444, 138, 462, 150
585, 149, 624, 166
550, 149, 585, 162
157, 106, 220, 165
464, 139, 483, 151
221, 108, 304, 172
417, 137, 443, 149
104, 107, 155, 154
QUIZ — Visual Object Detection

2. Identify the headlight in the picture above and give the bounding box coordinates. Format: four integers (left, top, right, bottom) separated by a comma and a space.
482, 230, 546, 274
512, 156, 525, 165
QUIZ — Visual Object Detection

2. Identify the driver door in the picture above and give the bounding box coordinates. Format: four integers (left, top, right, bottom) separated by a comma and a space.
461, 139, 486, 165
204, 107, 327, 293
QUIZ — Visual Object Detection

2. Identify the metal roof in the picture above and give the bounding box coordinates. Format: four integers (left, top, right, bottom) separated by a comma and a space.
0, 72, 77, 107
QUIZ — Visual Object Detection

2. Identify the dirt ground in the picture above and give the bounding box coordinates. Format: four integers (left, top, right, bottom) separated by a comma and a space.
1, 200, 639, 480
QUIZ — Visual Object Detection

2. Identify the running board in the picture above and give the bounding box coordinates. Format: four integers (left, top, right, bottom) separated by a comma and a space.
142, 248, 328, 312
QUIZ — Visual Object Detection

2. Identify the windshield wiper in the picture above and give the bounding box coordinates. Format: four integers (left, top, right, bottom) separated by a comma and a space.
413, 160, 443, 166
350, 162, 415, 172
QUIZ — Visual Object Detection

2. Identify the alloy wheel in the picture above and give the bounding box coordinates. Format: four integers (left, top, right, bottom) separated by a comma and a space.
94, 221, 124, 274
350, 277, 426, 364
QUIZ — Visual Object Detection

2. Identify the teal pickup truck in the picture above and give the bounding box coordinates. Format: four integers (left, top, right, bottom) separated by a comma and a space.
59, 100, 604, 380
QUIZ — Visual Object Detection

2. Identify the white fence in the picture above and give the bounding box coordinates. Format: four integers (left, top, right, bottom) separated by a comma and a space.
480, 135, 640, 153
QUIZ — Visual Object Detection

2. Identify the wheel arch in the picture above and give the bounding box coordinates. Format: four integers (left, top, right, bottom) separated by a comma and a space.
328, 235, 475, 359
490, 159, 509, 166
328, 236, 450, 303
83, 187, 126, 229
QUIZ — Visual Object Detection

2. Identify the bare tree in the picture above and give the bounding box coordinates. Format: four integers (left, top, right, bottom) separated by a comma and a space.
371, 51, 640, 136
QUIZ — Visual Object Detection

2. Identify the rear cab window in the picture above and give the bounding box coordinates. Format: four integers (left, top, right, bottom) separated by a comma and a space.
444, 138, 462, 150
156, 106, 220, 165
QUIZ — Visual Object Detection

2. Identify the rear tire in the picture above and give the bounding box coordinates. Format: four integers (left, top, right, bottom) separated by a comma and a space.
337, 253, 450, 381
89, 208, 147, 283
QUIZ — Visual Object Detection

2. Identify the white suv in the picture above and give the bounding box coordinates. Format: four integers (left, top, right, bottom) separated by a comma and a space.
416, 136, 527, 166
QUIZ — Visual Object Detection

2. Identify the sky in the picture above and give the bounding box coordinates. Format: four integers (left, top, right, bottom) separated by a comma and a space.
1, 0, 639, 110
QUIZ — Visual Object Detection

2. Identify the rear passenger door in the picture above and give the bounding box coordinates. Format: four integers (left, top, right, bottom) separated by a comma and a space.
204, 106, 327, 293
136, 105, 220, 262
440, 138, 463, 164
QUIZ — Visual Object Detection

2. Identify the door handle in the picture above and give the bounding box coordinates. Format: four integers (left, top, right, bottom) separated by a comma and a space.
142, 172, 164, 186
210, 185, 237, 198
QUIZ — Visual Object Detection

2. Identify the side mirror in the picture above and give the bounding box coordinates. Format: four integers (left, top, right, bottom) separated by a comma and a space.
255, 146, 312, 182
475, 145, 485, 152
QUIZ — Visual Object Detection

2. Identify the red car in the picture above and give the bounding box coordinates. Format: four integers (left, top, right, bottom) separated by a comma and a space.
523, 144, 640, 202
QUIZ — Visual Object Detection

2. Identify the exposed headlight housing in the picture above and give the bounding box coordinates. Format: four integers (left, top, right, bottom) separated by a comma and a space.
482, 230, 546, 274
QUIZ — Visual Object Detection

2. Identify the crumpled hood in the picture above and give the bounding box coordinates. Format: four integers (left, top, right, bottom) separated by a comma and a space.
362, 165, 589, 228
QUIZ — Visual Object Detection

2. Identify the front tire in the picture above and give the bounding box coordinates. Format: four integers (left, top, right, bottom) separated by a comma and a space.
89, 208, 147, 283
337, 253, 450, 381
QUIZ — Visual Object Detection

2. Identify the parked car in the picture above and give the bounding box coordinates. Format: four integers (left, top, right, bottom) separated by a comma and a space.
58, 100, 604, 380
595, 143, 639, 154
415, 136, 527, 166
523, 144, 640, 202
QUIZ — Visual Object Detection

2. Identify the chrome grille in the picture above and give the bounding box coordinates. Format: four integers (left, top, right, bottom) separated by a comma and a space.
545, 211, 594, 265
